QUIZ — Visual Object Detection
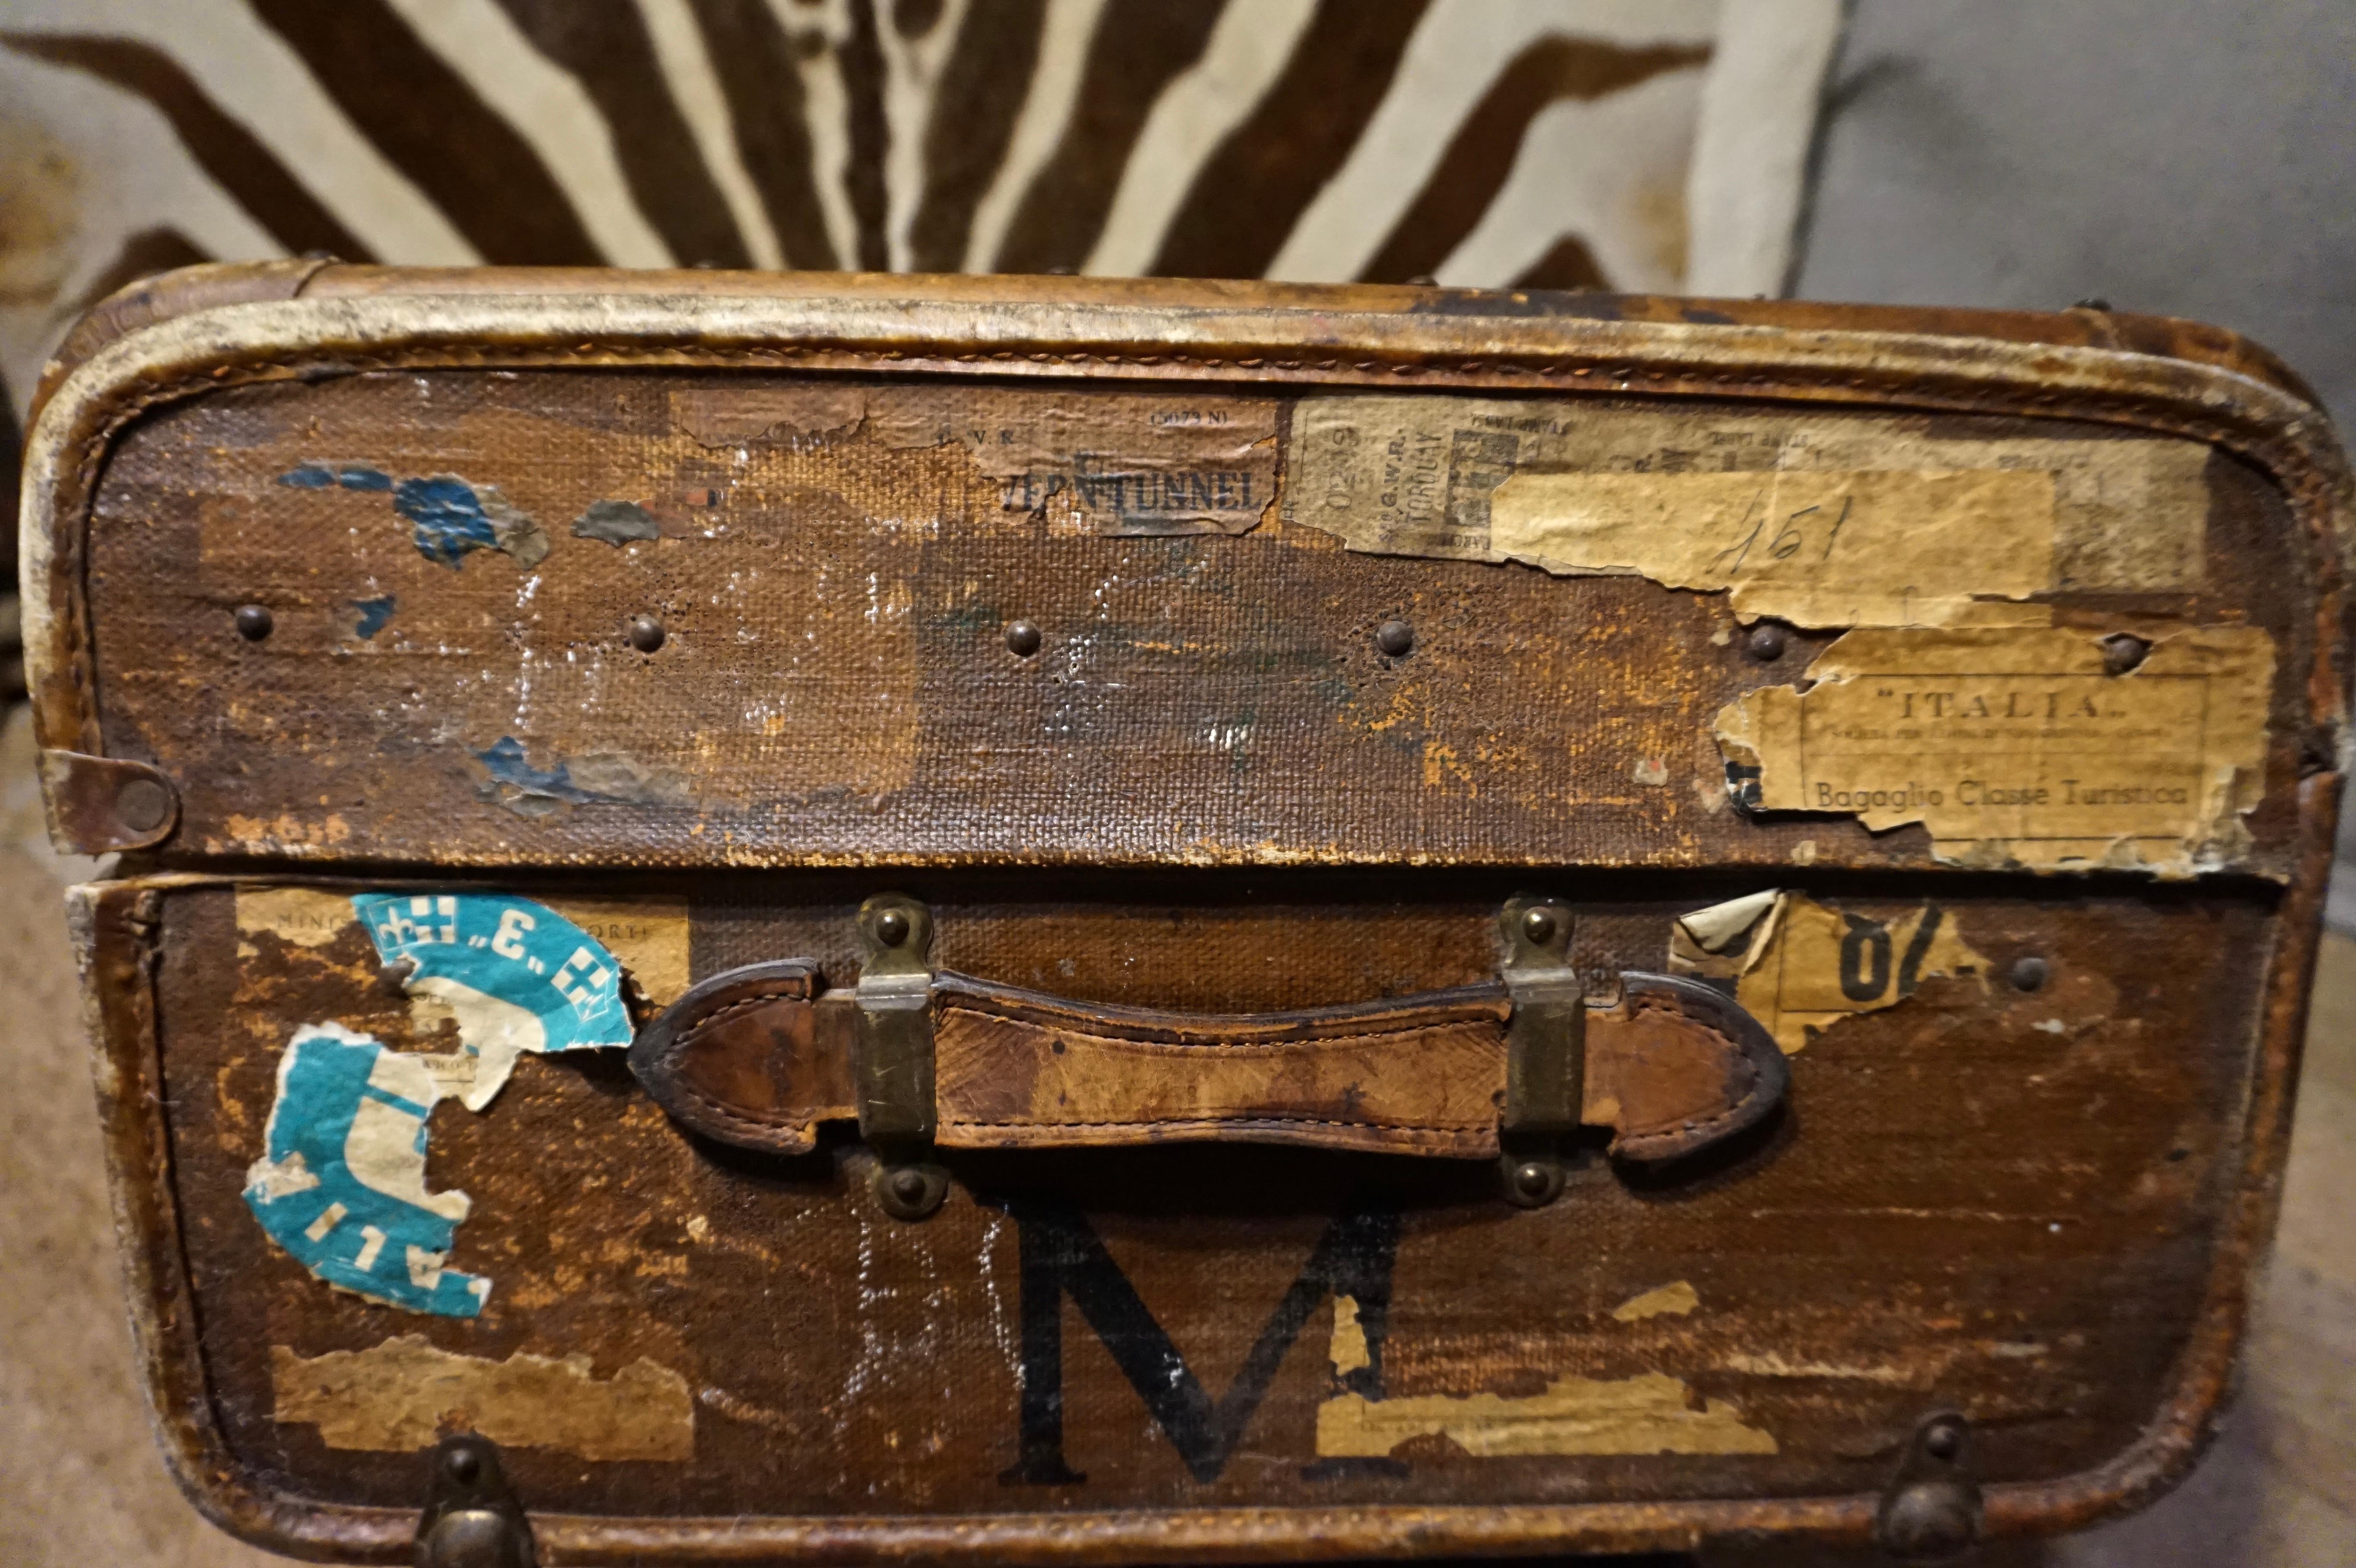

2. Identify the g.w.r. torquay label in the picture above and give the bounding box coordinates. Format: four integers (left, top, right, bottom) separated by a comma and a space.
1716, 626, 2274, 874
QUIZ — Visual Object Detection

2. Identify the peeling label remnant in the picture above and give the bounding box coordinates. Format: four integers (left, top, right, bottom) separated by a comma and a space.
272, 1335, 693, 1460
1492, 468, 2055, 629
1286, 397, 2210, 625
475, 736, 694, 817
354, 891, 634, 1109
548, 898, 692, 1007
1670, 891, 1988, 1054
573, 499, 662, 545
392, 475, 551, 569
1612, 1281, 1701, 1321
237, 885, 358, 952
1714, 625, 2274, 874
241, 1022, 489, 1315
1329, 1295, 1373, 1375
1316, 1372, 1775, 1458
351, 594, 396, 639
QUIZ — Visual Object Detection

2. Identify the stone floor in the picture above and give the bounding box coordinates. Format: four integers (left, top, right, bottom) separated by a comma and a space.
0, 705, 2346, 1565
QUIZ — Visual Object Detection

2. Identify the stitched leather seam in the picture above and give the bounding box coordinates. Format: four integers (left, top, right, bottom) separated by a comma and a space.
1616, 992, 1762, 1142
941, 1006, 1499, 1055
939, 1114, 1490, 1136
655, 985, 815, 1132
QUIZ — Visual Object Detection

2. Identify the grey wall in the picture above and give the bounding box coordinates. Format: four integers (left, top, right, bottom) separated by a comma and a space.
1797, 0, 2356, 429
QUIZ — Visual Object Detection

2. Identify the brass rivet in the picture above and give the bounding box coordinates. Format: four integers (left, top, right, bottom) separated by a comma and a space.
2010, 955, 2049, 993
875, 909, 911, 947
1923, 1422, 1963, 1461
1512, 1162, 1553, 1199
234, 604, 273, 641
1747, 623, 1786, 661
114, 778, 170, 833
627, 614, 666, 653
1374, 618, 1414, 657
1521, 907, 1558, 945
445, 1446, 481, 1484
1004, 619, 1042, 657
890, 1168, 928, 1204
2101, 633, 2151, 676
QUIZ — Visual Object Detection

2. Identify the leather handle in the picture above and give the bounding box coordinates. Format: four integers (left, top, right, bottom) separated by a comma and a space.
629, 964, 1785, 1165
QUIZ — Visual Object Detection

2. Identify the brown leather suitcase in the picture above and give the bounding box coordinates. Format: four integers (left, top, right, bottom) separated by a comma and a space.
25, 262, 2352, 1563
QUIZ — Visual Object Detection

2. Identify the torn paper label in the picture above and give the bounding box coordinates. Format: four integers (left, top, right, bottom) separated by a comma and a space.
242, 1022, 488, 1316
1713, 625, 2274, 874
1285, 396, 2211, 626
1490, 468, 2056, 628
1316, 1372, 1774, 1458
551, 898, 691, 1007
355, 892, 634, 1109
1669, 891, 1988, 1054
273, 1336, 693, 1460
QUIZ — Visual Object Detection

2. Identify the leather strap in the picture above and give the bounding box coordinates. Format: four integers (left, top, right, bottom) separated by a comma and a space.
631, 964, 1785, 1163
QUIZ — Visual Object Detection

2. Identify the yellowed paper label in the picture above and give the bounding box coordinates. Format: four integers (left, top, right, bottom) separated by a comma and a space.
1714, 625, 2274, 873
272, 1335, 693, 1460
1286, 396, 2210, 626
1490, 468, 2056, 628
547, 898, 691, 1006
1611, 1281, 1701, 1322
1316, 1372, 1774, 1458
1670, 891, 1989, 1054
236, 885, 358, 952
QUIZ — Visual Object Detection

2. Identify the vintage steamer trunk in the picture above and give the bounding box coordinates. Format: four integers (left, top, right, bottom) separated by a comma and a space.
22, 263, 2355, 1563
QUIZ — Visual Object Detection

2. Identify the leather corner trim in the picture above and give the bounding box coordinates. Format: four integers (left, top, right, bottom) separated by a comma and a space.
38, 750, 178, 854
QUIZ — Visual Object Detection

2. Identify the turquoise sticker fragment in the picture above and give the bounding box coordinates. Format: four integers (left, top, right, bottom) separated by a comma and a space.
242, 1022, 489, 1316
244, 895, 637, 1315
353, 893, 632, 1110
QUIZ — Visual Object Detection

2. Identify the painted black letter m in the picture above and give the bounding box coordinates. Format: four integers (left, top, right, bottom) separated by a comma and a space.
999, 1197, 1398, 1485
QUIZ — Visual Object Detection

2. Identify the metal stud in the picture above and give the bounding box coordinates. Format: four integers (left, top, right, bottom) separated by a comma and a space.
874, 909, 911, 947
1374, 618, 1414, 657
234, 604, 274, 641
627, 614, 665, 653
1501, 1155, 1566, 1208
114, 778, 171, 834
2101, 633, 2151, 676
1746, 623, 1786, 662
1521, 907, 1558, 945
1004, 619, 1042, 657
2010, 955, 2050, 993
874, 1159, 948, 1220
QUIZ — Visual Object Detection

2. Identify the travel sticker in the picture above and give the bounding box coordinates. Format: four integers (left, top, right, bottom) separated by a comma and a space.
354, 891, 635, 1110
243, 894, 637, 1315
1713, 625, 2274, 874
1669, 891, 1989, 1054
243, 1022, 490, 1316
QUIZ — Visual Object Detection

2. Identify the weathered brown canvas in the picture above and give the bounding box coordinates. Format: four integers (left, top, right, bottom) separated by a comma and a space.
24, 262, 2354, 1562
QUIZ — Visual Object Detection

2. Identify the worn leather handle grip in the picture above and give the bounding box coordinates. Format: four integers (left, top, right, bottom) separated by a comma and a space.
629, 964, 1786, 1164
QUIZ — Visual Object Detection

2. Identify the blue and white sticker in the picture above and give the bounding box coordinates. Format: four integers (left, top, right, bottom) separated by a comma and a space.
243, 1022, 490, 1316
353, 892, 632, 1110
243, 894, 636, 1315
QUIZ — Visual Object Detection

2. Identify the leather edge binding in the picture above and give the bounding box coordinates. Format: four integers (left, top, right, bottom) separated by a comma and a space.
629, 959, 826, 1156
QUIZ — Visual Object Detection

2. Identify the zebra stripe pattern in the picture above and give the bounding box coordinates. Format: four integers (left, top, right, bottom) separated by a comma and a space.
0, 0, 1839, 409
